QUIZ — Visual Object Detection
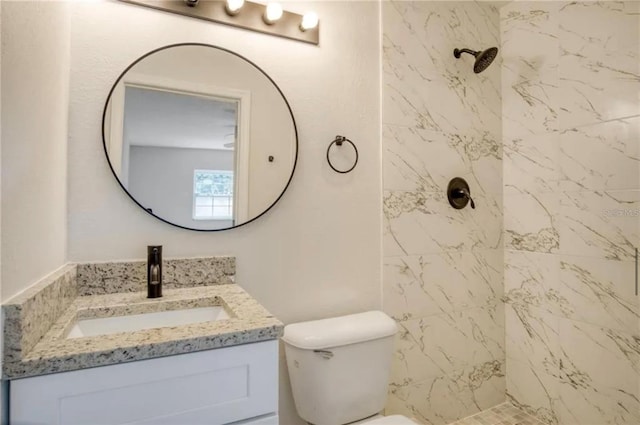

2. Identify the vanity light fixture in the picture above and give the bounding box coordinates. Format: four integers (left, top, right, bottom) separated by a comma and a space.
263, 2, 283, 25
118, 0, 319, 45
300, 11, 319, 31
225, 0, 244, 16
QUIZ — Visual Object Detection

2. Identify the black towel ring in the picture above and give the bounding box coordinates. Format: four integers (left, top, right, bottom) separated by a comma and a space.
327, 135, 359, 174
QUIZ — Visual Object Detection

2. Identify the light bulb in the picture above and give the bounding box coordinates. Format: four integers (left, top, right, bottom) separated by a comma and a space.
300, 11, 319, 31
225, 0, 244, 15
264, 2, 283, 25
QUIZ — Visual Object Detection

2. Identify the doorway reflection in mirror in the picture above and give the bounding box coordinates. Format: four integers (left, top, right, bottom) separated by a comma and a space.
121, 87, 245, 229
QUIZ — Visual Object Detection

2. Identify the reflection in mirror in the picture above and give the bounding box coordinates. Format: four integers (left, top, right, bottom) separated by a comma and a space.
123, 87, 244, 229
103, 44, 297, 231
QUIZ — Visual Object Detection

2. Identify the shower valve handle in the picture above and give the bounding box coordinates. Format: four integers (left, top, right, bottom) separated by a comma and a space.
447, 177, 475, 210
454, 188, 475, 209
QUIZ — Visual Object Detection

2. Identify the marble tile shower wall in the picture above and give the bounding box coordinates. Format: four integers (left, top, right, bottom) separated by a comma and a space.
382, 2, 504, 424
501, 2, 639, 425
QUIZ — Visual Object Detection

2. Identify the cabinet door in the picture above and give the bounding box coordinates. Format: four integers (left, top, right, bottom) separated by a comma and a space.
11, 340, 278, 425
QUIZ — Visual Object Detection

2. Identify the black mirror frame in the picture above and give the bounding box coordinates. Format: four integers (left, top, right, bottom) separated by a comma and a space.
101, 43, 298, 232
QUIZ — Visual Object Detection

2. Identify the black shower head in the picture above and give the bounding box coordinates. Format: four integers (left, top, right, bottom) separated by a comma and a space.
454, 47, 499, 73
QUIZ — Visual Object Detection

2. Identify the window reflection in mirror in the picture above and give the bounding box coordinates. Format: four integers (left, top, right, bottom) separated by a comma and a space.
193, 170, 234, 221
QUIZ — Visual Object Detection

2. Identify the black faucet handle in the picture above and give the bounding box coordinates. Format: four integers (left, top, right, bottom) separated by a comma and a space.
458, 188, 476, 209
447, 177, 476, 210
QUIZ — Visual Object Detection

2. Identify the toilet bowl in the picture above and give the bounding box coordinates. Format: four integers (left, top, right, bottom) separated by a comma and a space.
282, 311, 419, 425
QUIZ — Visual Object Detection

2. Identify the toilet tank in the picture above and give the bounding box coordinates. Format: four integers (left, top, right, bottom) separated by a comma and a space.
282, 311, 397, 425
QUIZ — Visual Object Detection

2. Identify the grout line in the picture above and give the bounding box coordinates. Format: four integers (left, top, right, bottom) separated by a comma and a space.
563, 113, 640, 131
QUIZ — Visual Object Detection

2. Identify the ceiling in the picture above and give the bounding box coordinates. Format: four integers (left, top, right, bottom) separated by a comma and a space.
123, 86, 238, 151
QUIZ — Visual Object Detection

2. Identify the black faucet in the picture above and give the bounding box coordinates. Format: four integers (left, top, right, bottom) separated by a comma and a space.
147, 245, 162, 298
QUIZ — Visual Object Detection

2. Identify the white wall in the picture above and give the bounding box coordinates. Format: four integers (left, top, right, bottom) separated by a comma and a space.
0, 1, 70, 301
128, 146, 234, 229
66, 2, 381, 423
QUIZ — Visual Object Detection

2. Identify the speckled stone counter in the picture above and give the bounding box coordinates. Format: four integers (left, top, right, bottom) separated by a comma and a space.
76, 257, 236, 295
3, 258, 283, 380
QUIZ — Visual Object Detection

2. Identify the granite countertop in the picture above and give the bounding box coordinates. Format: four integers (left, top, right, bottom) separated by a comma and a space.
3, 259, 283, 380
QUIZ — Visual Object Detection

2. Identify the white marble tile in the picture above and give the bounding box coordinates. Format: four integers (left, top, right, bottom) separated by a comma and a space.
504, 249, 560, 300
390, 302, 504, 385
558, 255, 638, 334
387, 360, 505, 425
505, 300, 560, 376
457, 170, 503, 212
500, 4, 640, 425
384, 255, 441, 320
383, 0, 501, 131
383, 212, 407, 257
506, 357, 560, 425
555, 318, 640, 425
384, 190, 503, 255
504, 251, 563, 316
502, 77, 558, 140
559, 117, 640, 192
381, 1, 507, 422
558, 190, 639, 261
557, 1, 640, 129
504, 132, 560, 195
500, 1, 560, 85
383, 125, 501, 194
504, 191, 559, 253
500, 3, 560, 140
383, 250, 502, 320
558, 1, 639, 54
385, 74, 501, 134
456, 136, 503, 198
383, 125, 463, 193
383, 0, 500, 82
557, 55, 640, 131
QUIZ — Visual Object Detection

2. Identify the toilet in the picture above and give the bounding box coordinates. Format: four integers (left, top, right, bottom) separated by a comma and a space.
282, 311, 419, 425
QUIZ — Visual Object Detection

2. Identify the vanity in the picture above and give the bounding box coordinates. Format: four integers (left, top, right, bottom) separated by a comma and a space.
3, 257, 283, 425
3, 19, 297, 425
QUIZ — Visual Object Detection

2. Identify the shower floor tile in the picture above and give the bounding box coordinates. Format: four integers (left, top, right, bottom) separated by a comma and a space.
448, 403, 545, 425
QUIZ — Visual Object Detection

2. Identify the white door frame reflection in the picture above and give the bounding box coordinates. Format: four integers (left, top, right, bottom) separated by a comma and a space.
105, 73, 251, 225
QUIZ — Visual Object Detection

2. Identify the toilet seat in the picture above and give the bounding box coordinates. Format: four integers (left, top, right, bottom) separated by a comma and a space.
361, 415, 419, 424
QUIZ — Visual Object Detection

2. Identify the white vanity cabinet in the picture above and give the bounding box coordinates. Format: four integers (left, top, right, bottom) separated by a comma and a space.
10, 340, 278, 425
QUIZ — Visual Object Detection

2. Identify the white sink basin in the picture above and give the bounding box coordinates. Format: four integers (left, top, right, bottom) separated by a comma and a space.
66, 306, 230, 339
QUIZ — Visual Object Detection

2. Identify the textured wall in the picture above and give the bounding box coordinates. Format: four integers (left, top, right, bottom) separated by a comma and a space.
501, 2, 640, 424
0, 1, 70, 301
65, 2, 380, 424
382, 2, 504, 423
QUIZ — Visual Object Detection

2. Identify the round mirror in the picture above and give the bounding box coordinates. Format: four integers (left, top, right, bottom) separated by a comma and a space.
102, 43, 298, 231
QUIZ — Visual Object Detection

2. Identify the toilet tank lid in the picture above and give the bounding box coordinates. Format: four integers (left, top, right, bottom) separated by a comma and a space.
282, 311, 397, 350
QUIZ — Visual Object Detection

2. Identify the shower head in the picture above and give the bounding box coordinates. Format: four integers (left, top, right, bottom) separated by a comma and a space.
454, 47, 499, 73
